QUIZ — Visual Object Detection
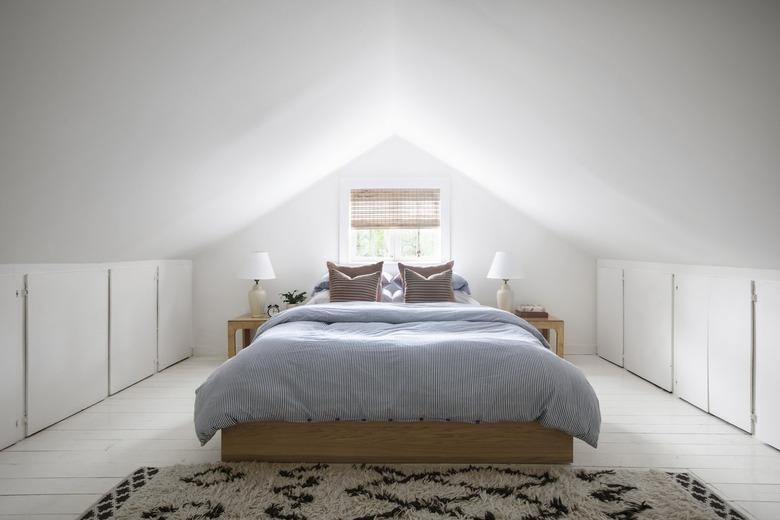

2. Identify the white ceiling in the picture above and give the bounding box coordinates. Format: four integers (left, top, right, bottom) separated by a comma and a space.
1, 0, 778, 267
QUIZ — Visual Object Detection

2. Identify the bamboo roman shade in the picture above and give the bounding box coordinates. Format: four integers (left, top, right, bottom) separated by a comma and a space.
350, 188, 441, 229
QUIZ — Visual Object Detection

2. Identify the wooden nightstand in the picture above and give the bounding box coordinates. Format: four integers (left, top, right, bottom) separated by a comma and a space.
522, 315, 565, 358
228, 314, 269, 358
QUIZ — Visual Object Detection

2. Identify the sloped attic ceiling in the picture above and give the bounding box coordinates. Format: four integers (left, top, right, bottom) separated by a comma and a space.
1, 1, 779, 268
0, 0, 396, 262
393, 0, 780, 269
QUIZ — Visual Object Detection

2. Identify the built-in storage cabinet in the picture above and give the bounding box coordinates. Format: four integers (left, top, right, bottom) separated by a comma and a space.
0, 260, 192, 446
0, 274, 25, 450
672, 276, 753, 431
596, 267, 623, 366
109, 265, 158, 394
673, 275, 710, 411
623, 269, 674, 391
600, 259, 780, 444
26, 269, 109, 435
755, 281, 780, 449
158, 261, 193, 370
707, 278, 752, 432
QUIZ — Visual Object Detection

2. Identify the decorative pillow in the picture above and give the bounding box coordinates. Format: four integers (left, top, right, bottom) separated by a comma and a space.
391, 271, 471, 294
305, 290, 331, 305
382, 286, 404, 303
326, 261, 383, 300
450, 273, 471, 294
311, 275, 330, 295
403, 268, 455, 303
317, 287, 473, 304
313, 263, 390, 296
397, 261, 455, 287
328, 268, 382, 302
326, 261, 383, 278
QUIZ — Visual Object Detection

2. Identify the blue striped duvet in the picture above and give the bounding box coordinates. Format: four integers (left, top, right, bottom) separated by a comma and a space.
194, 303, 601, 447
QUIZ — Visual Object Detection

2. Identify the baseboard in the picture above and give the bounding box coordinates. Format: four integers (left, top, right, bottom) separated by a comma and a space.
563, 344, 596, 355
193, 346, 227, 358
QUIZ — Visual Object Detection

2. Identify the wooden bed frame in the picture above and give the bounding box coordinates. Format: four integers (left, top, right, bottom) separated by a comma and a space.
222, 420, 573, 464
221, 314, 573, 464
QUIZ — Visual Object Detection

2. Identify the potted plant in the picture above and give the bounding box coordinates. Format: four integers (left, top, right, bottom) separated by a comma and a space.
280, 290, 307, 310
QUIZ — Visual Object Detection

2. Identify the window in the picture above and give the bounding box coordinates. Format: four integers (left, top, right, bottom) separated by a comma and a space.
340, 181, 450, 263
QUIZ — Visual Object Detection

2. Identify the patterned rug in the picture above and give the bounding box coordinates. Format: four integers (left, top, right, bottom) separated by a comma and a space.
79, 463, 745, 520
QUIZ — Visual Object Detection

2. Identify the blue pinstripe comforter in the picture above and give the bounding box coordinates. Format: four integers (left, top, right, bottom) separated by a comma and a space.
194, 303, 601, 446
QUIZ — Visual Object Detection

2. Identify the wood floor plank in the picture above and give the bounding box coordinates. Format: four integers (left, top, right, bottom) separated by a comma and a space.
0, 478, 119, 495
713, 483, 780, 502
0, 495, 100, 515
0, 515, 77, 520
733, 501, 780, 520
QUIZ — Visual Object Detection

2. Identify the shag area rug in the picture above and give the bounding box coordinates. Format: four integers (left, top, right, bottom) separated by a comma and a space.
79, 463, 745, 520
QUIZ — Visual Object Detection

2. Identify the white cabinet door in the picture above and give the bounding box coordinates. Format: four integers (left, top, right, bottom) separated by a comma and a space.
755, 280, 780, 447
673, 275, 710, 411
597, 267, 624, 366
0, 274, 25, 449
624, 269, 674, 391
158, 261, 193, 370
109, 265, 158, 394
708, 278, 752, 432
27, 270, 109, 434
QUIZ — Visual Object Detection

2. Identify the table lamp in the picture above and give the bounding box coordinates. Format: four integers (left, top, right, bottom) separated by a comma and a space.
240, 252, 276, 317
487, 251, 524, 312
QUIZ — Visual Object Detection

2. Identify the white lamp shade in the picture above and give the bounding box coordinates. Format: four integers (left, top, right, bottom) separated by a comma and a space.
240, 252, 276, 280
487, 251, 525, 280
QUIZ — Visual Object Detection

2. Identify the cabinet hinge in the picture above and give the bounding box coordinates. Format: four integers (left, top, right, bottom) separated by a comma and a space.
751, 412, 758, 424
16, 288, 28, 297
752, 292, 758, 303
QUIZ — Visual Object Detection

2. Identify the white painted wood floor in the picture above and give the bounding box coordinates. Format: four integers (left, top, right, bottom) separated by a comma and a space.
2, 354, 779, 520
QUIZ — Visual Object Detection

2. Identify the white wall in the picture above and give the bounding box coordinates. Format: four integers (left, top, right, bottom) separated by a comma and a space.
193, 138, 596, 356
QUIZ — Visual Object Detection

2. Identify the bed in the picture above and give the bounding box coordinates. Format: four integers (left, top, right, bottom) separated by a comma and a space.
194, 302, 601, 464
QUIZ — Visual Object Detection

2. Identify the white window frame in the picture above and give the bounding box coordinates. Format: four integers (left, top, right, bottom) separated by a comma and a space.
339, 178, 451, 265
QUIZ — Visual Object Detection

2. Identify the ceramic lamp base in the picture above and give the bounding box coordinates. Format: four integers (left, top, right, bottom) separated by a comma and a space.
496, 280, 514, 312
248, 281, 267, 318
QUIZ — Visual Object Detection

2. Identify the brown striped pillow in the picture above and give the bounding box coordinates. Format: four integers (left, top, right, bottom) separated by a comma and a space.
397, 261, 455, 286
327, 261, 383, 300
403, 268, 455, 303
328, 268, 382, 302
326, 261, 384, 278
